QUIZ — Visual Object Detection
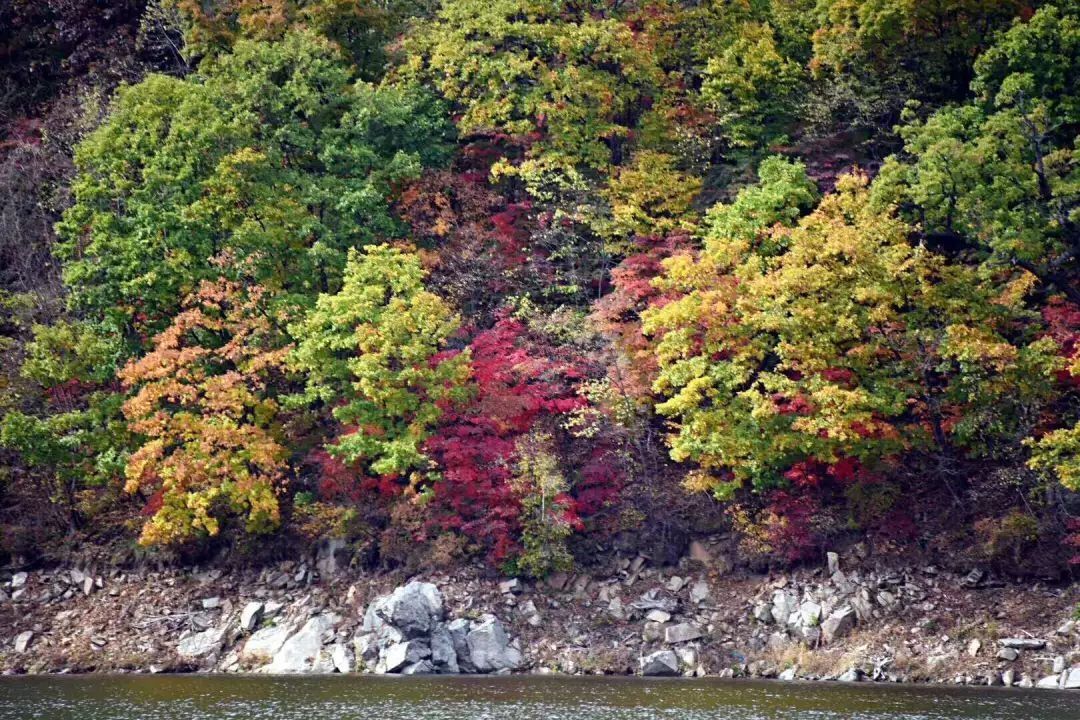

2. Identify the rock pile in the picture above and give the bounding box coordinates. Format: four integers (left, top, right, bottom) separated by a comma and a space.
354, 581, 522, 674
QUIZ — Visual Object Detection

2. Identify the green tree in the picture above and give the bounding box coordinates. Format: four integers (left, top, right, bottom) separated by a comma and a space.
290, 244, 471, 482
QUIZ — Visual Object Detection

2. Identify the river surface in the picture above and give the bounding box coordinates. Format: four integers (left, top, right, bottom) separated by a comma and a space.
1, 675, 1078, 720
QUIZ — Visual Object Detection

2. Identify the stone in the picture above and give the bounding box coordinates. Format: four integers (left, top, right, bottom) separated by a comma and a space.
69, 569, 85, 586
1062, 667, 1080, 690
430, 625, 459, 673
331, 643, 353, 674
201, 597, 221, 610
632, 588, 679, 614
826, 552, 840, 575
821, 607, 855, 644
838, 668, 863, 682
177, 627, 226, 659
967, 639, 981, 657
314, 538, 349, 577
1037, 674, 1062, 689
642, 622, 664, 643
778, 667, 797, 681
546, 572, 570, 592
242, 622, 296, 664
996, 647, 1019, 662
499, 579, 521, 594
82, 576, 94, 596
664, 623, 703, 644
999, 638, 1045, 650
262, 614, 339, 674
401, 660, 435, 675
1054, 656, 1066, 674
645, 609, 671, 623
1002, 669, 1015, 686
961, 569, 985, 588
10, 572, 27, 590
689, 580, 711, 605
1018, 674, 1034, 688
353, 634, 378, 668
446, 618, 475, 673
240, 602, 264, 633
675, 646, 696, 669
799, 601, 822, 628
369, 582, 444, 639
752, 603, 773, 624
13, 631, 33, 653
380, 640, 431, 674
771, 591, 798, 626
640, 650, 680, 676
466, 615, 522, 672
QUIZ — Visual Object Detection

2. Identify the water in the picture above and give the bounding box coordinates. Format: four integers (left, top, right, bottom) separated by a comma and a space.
1, 675, 1078, 720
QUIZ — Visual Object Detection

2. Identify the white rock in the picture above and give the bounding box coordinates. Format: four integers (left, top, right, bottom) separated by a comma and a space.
646, 609, 671, 623
201, 597, 221, 610
1062, 667, 1080, 690
13, 630, 33, 653
240, 601, 264, 633
262, 614, 339, 674
799, 601, 822, 628
331, 643, 353, 673
664, 622, 703, 644
996, 647, 1018, 662
778, 667, 797, 681
10, 573, 27, 590
640, 650, 680, 676
177, 627, 226, 658
826, 552, 840, 575
689, 580, 710, 605
466, 615, 522, 672
1037, 674, 1062, 689
242, 621, 297, 664
967, 639, 981, 657
999, 638, 1045, 650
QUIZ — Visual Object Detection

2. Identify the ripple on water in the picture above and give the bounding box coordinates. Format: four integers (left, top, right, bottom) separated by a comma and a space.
1, 675, 1079, 720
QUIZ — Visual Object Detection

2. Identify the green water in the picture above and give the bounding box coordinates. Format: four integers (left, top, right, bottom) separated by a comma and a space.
1, 675, 1078, 720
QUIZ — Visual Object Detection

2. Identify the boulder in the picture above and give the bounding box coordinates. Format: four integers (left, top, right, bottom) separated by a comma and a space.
401, 660, 435, 675
177, 626, 226, 659
996, 648, 1019, 662
821, 607, 855, 644
13, 630, 33, 653
242, 622, 297, 664
430, 624, 459, 673
689, 580, 711, 605
331, 643, 353, 674
664, 623, 703, 644
632, 588, 679, 614
826, 552, 840, 575
646, 609, 672, 623
640, 650, 680, 676
369, 581, 444, 639
446, 618, 475, 673
999, 638, 1045, 650
752, 603, 773, 624
10, 572, 27, 590
261, 614, 338, 673
1062, 667, 1080, 690
380, 640, 431, 674
240, 601, 264, 633
353, 633, 378, 669
799, 601, 822, 628
771, 591, 798, 626
315, 538, 349, 578
1037, 674, 1062, 689
466, 615, 522, 672
838, 668, 863, 682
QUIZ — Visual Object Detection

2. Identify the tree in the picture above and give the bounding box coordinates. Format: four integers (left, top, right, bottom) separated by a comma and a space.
398, 0, 663, 171
56, 30, 452, 350
646, 166, 1057, 496
290, 244, 470, 483
119, 277, 292, 545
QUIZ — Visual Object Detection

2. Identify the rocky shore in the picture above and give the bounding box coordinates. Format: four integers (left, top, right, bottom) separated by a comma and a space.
2, 539, 1079, 689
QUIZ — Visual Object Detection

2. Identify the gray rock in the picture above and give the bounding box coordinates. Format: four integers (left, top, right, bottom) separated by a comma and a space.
821, 607, 855, 644
331, 643, 353, 674
799, 601, 822, 628
689, 580, 711, 604
640, 650, 680, 676
778, 667, 797, 681
243, 622, 296, 664
466, 615, 522, 672
177, 626, 226, 659
1018, 674, 1034, 688
370, 582, 444, 639
240, 601, 264, 633
446, 618, 475, 673
10, 572, 27, 590
632, 588, 679, 614
82, 576, 94, 596
381, 640, 431, 674
646, 609, 672, 623
1037, 674, 1062, 689
1002, 669, 1016, 686
838, 668, 863, 682
664, 623, 703, 644
499, 579, 521, 594
201, 597, 221, 610
1062, 667, 1080, 690
314, 538, 349, 578
967, 639, 981, 657
826, 552, 840, 575
262, 614, 339, 673
13, 630, 33, 653
430, 624, 459, 673
401, 660, 435, 675
996, 647, 1019, 662
999, 638, 1045, 650
1054, 656, 1066, 674
771, 591, 798, 626
752, 603, 773, 624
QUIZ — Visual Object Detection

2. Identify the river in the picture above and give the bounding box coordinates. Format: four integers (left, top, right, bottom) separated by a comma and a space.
1, 675, 1079, 720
